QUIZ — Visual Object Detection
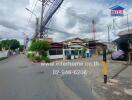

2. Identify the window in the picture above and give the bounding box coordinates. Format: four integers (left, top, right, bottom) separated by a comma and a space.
49, 49, 63, 55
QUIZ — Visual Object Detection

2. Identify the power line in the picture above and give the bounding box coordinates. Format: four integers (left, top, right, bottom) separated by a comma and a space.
31, 0, 38, 10
28, 0, 38, 23
39, 0, 64, 38
30, 0, 38, 18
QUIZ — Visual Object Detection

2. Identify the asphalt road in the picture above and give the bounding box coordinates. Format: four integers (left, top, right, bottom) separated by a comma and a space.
0, 54, 96, 100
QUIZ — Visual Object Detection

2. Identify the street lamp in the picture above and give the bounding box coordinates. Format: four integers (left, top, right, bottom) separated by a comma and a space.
25, 8, 38, 18
25, 8, 39, 38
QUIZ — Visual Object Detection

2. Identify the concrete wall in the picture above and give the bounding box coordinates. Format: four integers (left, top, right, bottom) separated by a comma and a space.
0, 51, 8, 58
49, 55, 63, 60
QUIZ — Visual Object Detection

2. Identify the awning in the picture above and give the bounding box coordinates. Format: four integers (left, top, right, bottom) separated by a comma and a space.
113, 34, 132, 43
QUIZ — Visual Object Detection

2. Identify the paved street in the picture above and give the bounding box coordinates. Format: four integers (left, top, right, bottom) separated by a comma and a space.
0, 54, 96, 100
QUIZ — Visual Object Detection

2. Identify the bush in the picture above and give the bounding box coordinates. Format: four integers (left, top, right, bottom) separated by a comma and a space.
27, 52, 50, 63
34, 56, 41, 62
29, 40, 51, 53
27, 53, 36, 62
27, 53, 35, 58
42, 56, 50, 63
28, 40, 51, 63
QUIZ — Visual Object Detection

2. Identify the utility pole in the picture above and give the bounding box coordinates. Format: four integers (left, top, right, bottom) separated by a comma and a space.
108, 25, 111, 49
113, 19, 116, 35
23, 32, 29, 50
34, 18, 39, 38
40, 0, 46, 38
25, 8, 39, 39
92, 19, 96, 40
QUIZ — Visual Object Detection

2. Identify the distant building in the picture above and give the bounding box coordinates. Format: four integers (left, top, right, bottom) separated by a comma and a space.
103, 42, 117, 51
47, 37, 107, 60
48, 42, 64, 60
113, 29, 132, 51
61, 38, 87, 60
39, 38, 53, 43
62, 37, 85, 46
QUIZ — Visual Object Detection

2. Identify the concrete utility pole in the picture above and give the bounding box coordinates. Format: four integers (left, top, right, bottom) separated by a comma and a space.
40, 0, 46, 38
35, 18, 39, 38
108, 25, 111, 48
112, 19, 116, 35
23, 32, 29, 50
92, 19, 96, 40
25, 8, 39, 39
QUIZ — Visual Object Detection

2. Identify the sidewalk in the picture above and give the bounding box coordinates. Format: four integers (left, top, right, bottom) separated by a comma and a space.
93, 61, 132, 100
52, 57, 132, 100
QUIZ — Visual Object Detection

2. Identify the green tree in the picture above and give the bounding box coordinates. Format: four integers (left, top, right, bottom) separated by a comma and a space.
0, 42, 2, 51
1, 40, 10, 50
30, 40, 51, 56
19, 45, 24, 52
1, 39, 20, 50
10, 39, 20, 50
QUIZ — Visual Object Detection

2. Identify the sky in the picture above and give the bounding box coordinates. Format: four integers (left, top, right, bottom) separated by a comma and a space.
0, 0, 132, 43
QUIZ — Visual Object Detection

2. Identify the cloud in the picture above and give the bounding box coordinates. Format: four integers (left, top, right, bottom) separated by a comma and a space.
48, 0, 132, 42
0, 0, 38, 43
48, 0, 111, 41
0, 0, 132, 43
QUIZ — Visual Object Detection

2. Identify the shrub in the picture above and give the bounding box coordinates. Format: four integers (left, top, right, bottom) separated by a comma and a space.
29, 40, 51, 54
42, 56, 50, 63
27, 53, 35, 58
27, 51, 50, 63
27, 53, 37, 62
34, 56, 41, 62
27, 53, 30, 58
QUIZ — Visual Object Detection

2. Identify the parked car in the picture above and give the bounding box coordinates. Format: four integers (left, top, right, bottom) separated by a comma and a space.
111, 50, 127, 61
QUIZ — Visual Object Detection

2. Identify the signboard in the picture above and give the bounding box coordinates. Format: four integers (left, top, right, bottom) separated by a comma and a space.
110, 5, 125, 16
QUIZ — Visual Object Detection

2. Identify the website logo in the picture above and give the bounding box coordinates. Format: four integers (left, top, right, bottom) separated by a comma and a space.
110, 5, 125, 16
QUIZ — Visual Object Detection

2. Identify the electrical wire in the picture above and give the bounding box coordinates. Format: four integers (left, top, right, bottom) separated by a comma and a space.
39, 0, 64, 37
28, 0, 38, 23
34, 0, 130, 38
31, 0, 38, 10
